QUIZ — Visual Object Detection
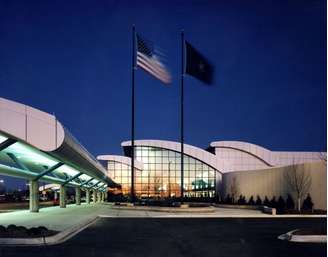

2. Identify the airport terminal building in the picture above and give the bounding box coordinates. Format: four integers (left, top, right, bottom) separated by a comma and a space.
98, 140, 327, 210
0, 97, 326, 211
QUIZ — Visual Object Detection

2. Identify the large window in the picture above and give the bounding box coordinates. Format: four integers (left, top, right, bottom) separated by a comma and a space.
134, 146, 216, 199
107, 146, 217, 199
107, 161, 133, 195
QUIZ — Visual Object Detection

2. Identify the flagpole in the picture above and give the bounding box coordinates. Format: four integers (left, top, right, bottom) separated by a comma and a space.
131, 25, 136, 203
180, 30, 185, 203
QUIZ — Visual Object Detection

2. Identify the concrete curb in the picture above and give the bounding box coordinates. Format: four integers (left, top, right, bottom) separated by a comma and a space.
111, 205, 216, 213
214, 204, 277, 215
98, 214, 326, 218
278, 229, 327, 243
291, 235, 327, 243
0, 216, 99, 246
213, 204, 261, 210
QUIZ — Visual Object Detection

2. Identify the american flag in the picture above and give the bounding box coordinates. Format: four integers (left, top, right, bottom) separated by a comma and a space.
136, 34, 171, 85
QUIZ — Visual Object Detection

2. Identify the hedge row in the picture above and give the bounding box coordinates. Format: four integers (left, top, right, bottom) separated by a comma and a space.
220, 194, 314, 213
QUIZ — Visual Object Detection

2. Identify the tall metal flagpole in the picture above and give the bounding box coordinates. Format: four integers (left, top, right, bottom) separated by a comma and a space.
180, 30, 185, 203
131, 25, 136, 203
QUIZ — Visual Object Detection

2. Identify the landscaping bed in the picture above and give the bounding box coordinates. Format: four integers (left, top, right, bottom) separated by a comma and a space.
217, 193, 326, 215
133, 200, 181, 207
116, 201, 212, 208
283, 209, 327, 215
0, 225, 58, 238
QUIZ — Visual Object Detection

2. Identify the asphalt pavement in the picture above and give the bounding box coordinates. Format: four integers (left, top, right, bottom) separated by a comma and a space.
0, 217, 326, 257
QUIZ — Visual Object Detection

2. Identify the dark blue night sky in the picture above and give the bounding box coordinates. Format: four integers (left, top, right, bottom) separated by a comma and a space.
0, 0, 326, 178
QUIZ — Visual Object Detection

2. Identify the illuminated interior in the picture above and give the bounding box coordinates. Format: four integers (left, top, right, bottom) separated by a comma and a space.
107, 146, 218, 199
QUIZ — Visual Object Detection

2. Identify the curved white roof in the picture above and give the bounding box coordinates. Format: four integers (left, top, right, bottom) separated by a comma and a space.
210, 140, 325, 172
0, 97, 114, 186
210, 141, 273, 166
121, 140, 222, 173
0, 97, 65, 151
97, 155, 143, 170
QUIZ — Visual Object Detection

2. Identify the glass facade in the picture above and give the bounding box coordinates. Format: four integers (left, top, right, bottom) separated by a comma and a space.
106, 146, 218, 200
107, 161, 133, 196
134, 146, 217, 199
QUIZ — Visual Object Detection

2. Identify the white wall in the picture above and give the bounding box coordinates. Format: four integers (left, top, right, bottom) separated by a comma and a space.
222, 161, 327, 210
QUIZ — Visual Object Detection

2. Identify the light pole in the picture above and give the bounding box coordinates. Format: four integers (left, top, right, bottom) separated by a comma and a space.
0, 179, 4, 195
168, 161, 171, 198
148, 170, 150, 199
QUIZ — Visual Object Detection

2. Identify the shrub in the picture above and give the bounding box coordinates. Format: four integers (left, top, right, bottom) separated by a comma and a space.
6, 224, 17, 233
302, 194, 314, 211
224, 194, 232, 204
172, 202, 181, 207
263, 196, 270, 206
237, 195, 242, 204
269, 196, 277, 208
286, 194, 295, 210
28, 227, 40, 236
15, 226, 28, 236
237, 195, 246, 205
248, 196, 255, 205
277, 196, 286, 213
0, 225, 6, 234
37, 226, 49, 236
255, 195, 262, 205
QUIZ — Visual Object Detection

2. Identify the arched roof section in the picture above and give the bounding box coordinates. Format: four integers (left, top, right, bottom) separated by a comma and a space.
210, 141, 325, 168
97, 155, 143, 171
121, 139, 222, 173
210, 141, 274, 166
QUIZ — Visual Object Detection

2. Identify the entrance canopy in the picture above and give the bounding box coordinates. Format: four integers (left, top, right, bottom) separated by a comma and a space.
0, 97, 117, 191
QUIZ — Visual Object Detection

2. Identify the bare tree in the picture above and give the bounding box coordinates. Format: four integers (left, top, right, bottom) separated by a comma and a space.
230, 177, 239, 204
285, 163, 312, 212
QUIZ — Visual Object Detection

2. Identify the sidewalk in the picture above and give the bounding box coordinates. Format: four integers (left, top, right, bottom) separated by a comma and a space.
0, 204, 325, 233
0, 203, 108, 231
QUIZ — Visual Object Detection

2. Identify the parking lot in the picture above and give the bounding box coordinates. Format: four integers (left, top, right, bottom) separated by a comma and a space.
0, 217, 326, 257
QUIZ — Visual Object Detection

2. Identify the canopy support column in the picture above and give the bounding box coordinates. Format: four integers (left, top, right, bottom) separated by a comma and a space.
86, 189, 90, 204
93, 190, 97, 204
60, 185, 66, 208
29, 180, 39, 212
97, 190, 101, 203
75, 187, 81, 205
